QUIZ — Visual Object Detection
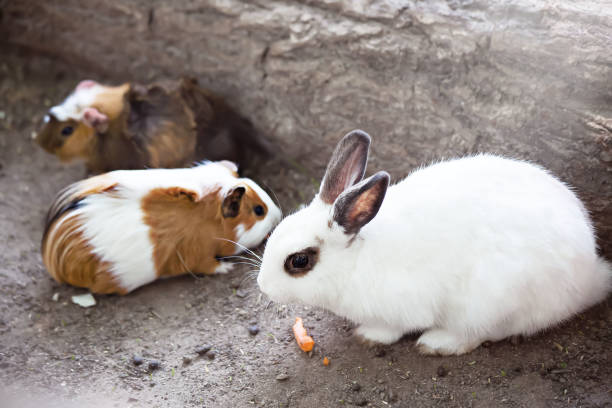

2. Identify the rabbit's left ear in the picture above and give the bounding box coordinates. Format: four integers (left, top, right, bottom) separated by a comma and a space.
319, 130, 371, 204
333, 171, 389, 235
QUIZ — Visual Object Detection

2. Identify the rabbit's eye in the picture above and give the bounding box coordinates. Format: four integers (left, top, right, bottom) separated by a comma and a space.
253, 205, 265, 216
292, 254, 308, 268
61, 126, 74, 136
284, 247, 319, 277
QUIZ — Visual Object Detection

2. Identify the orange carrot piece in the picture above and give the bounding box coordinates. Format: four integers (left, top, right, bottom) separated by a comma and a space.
292, 317, 315, 352
323, 356, 330, 366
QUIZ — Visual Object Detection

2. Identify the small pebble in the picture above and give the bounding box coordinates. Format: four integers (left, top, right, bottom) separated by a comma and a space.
195, 345, 212, 355
132, 355, 144, 366
437, 365, 448, 377
148, 360, 161, 370
182, 356, 192, 365
236, 289, 248, 298
71, 293, 96, 308
248, 325, 260, 335
351, 382, 361, 392
275, 373, 289, 381
206, 351, 216, 360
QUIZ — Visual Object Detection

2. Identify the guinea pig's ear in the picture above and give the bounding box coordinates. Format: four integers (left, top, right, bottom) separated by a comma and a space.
333, 171, 389, 235
76, 80, 98, 91
222, 186, 246, 218
218, 160, 239, 176
82, 107, 109, 133
320, 130, 371, 204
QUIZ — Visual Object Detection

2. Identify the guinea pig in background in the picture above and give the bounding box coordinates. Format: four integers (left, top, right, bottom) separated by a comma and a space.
35, 78, 272, 173
42, 161, 281, 295
257, 130, 612, 355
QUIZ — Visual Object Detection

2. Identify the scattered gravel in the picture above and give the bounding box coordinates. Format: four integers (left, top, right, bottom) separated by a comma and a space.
275, 373, 289, 381
148, 360, 161, 371
195, 345, 212, 355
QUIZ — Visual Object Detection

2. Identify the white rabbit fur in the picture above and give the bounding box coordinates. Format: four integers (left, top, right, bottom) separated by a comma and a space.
257, 130, 612, 355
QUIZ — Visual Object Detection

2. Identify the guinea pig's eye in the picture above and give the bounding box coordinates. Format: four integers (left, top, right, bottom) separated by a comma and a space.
61, 126, 74, 136
284, 247, 319, 277
253, 205, 265, 216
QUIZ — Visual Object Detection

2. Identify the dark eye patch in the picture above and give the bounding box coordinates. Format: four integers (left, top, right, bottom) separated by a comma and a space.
284, 247, 319, 277
254, 205, 265, 216
61, 126, 74, 136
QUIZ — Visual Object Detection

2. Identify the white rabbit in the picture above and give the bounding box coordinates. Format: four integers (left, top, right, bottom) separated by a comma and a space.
257, 130, 612, 355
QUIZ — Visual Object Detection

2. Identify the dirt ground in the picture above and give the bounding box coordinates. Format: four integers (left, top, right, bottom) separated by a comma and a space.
0, 52, 610, 408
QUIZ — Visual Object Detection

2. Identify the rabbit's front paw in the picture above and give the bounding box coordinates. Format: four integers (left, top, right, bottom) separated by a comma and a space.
416, 329, 480, 356
354, 325, 404, 345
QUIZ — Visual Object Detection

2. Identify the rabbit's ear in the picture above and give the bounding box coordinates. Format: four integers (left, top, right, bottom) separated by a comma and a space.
320, 130, 371, 204
333, 171, 389, 235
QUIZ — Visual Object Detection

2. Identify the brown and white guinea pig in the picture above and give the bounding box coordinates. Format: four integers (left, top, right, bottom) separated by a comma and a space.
41, 160, 281, 295
35, 78, 272, 173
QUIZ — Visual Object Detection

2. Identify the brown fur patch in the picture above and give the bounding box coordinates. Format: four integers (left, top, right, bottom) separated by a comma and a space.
90, 84, 130, 121
141, 183, 269, 278
127, 83, 197, 170
42, 214, 126, 295
54, 122, 96, 162
142, 186, 230, 278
